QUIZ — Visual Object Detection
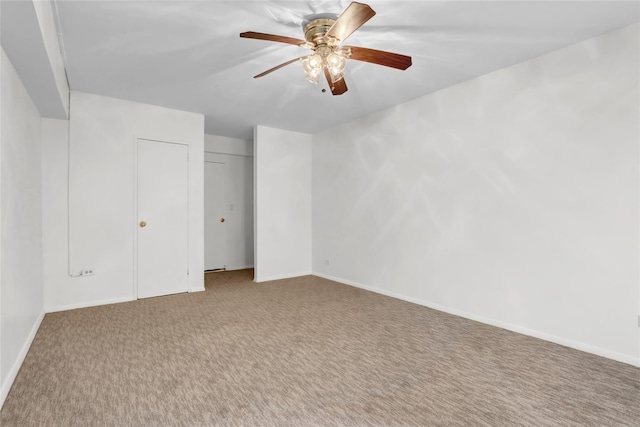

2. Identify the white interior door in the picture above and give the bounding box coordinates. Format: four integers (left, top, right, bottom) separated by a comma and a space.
137, 139, 189, 298
204, 161, 227, 270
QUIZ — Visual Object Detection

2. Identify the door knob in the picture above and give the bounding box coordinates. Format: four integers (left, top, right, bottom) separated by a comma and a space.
220, 218, 225, 223
139, 221, 147, 228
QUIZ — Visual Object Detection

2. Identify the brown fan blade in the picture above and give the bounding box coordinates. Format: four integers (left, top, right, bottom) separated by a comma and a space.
325, 2, 376, 44
345, 46, 412, 70
324, 68, 348, 96
240, 31, 307, 47
254, 57, 306, 78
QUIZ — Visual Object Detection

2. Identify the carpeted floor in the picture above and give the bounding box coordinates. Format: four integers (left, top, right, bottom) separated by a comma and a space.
1, 269, 638, 426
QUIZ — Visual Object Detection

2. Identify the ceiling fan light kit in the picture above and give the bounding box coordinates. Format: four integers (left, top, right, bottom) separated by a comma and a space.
240, 2, 412, 95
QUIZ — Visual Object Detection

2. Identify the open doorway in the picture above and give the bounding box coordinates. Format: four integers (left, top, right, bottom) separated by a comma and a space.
204, 136, 254, 276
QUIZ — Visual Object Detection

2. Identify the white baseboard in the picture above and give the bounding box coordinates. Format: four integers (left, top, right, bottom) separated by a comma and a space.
0, 310, 45, 410
255, 271, 312, 283
313, 272, 640, 368
189, 287, 206, 293
46, 296, 135, 314
226, 265, 254, 271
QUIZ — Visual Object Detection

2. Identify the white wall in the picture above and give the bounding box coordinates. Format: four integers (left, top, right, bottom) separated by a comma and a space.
41, 117, 68, 306
205, 135, 252, 157
0, 48, 45, 407
43, 91, 205, 312
312, 24, 639, 366
204, 134, 254, 270
254, 126, 312, 282
0, 34, 3, 411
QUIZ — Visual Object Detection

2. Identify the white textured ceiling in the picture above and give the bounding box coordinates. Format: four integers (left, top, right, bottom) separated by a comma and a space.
52, 1, 639, 140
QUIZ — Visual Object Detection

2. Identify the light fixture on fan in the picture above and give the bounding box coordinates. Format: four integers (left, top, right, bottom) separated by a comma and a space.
299, 17, 349, 85
301, 54, 322, 83
240, 2, 412, 95
301, 48, 347, 84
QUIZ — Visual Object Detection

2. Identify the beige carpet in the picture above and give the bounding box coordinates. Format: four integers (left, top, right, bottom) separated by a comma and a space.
1, 270, 638, 426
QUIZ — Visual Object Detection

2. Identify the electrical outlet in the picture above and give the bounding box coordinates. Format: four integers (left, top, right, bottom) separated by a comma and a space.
81, 268, 95, 276
324, 259, 331, 266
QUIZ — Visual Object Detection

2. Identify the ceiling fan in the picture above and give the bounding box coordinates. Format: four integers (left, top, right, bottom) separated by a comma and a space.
240, 2, 412, 95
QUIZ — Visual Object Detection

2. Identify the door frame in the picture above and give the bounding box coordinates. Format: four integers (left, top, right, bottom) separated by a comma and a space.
133, 137, 190, 299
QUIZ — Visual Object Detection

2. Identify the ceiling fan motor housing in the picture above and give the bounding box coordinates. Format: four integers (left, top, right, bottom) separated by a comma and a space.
304, 18, 337, 46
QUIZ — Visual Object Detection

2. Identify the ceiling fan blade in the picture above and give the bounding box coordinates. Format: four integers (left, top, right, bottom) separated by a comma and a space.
254, 57, 305, 78
324, 68, 348, 96
345, 46, 412, 70
325, 2, 376, 44
240, 31, 307, 47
